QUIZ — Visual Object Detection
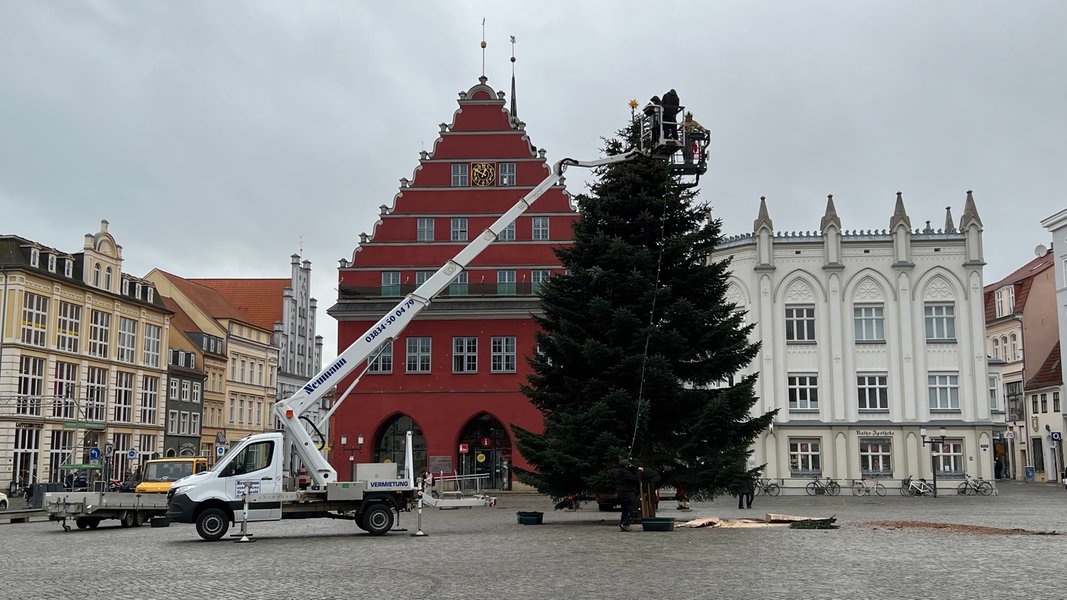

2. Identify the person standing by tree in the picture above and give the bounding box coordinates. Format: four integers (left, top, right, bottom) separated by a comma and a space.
615, 460, 640, 531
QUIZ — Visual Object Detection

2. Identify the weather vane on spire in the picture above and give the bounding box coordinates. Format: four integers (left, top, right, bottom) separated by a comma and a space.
510, 35, 518, 120
480, 18, 487, 77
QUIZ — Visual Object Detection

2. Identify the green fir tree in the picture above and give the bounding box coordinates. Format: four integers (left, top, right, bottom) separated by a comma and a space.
513, 124, 775, 505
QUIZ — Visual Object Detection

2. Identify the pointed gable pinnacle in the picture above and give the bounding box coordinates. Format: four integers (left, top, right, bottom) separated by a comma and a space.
960, 190, 983, 228
944, 206, 957, 233
820, 194, 841, 232
753, 196, 773, 232
889, 191, 911, 231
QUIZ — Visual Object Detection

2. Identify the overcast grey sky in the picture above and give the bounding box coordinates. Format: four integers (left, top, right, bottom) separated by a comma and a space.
3, 1, 1065, 361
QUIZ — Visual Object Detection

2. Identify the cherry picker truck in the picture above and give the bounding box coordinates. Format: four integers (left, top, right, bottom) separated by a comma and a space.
164, 100, 708, 541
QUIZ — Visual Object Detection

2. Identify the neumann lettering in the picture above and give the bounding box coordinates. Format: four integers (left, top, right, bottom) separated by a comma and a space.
302, 358, 348, 394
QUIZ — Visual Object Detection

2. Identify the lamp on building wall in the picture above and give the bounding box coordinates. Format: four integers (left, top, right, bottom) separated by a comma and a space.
920, 427, 947, 498
340, 434, 363, 461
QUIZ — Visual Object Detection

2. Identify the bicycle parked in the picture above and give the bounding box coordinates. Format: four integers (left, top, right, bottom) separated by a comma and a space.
851, 477, 887, 496
753, 478, 781, 497
900, 476, 936, 496
956, 473, 994, 496
805, 476, 841, 496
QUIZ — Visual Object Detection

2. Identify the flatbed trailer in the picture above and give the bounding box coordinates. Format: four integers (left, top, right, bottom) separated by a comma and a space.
44, 490, 170, 531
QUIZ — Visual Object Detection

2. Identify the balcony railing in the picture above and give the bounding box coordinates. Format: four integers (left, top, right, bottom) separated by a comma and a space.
339, 282, 547, 299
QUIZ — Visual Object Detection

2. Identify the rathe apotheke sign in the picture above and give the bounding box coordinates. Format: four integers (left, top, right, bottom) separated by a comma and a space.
856, 429, 894, 437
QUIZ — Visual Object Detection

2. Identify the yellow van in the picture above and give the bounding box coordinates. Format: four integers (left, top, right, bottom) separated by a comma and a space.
135, 457, 209, 494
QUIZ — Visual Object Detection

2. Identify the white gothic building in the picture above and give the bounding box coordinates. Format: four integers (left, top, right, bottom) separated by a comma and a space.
714, 192, 1002, 493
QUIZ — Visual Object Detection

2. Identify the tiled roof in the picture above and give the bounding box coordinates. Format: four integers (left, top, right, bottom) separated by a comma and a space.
983, 251, 1054, 321
1025, 341, 1062, 390
155, 270, 249, 323
162, 296, 202, 336
189, 278, 289, 332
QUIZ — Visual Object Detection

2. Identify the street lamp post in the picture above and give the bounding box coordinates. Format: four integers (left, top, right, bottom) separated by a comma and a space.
920, 427, 947, 498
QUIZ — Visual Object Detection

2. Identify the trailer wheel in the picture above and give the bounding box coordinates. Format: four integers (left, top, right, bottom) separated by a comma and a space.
87, 518, 101, 529
134, 512, 146, 527
76, 517, 90, 530
195, 508, 230, 541
360, 504, 394, 536
120, 511, 136, 528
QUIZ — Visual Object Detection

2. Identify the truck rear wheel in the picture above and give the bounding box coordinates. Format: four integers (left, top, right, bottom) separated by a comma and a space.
120, 511, 137, 528
195, 508, 230, 541
360, 504, 394, 536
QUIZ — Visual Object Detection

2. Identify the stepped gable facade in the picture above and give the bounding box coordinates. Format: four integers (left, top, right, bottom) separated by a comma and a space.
330, 76, 574, 486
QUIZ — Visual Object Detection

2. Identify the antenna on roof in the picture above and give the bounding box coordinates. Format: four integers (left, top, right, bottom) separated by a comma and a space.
480, 18, 486, 77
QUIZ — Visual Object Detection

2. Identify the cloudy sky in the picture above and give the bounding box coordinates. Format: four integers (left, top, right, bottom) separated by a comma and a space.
3, 1, 1065, 360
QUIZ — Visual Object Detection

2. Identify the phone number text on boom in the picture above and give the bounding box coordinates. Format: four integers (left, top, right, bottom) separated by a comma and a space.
365, 298, 416, 344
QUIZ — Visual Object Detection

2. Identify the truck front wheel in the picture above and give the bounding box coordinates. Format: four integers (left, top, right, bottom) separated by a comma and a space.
196, 508, 230, 541
360, 504, 394, 536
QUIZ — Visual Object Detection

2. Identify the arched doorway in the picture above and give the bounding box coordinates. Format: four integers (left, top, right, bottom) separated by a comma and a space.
458, 413, 511, 490
373, 414, 426, 478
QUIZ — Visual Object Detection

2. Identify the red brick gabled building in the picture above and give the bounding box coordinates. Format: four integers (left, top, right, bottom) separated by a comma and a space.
330, 76, 576, 487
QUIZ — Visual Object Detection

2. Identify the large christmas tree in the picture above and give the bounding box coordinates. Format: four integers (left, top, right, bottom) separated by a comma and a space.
513, 122, 775, 505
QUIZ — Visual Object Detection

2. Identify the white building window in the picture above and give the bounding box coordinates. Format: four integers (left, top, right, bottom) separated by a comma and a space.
448, 271, 468, 296
368, 341, 393, 373
17, 356, 44, 416
789, 439, 821, 475
988, 376, 1000, 411
498, 162, 516, 186
415, 271, 433, 287
933, 440, 964, 476
859, 439, 892, 475
30, 247, 39, 267
531, 270, 551, 295
143, 324, 161, 367
785, 306, 816, 343
491, 336, 517, 373
47, 253, 56, 273
406, 337, 431, 373
853, 305, 884, 342
417, 218, 434, 242
928, 373, 960, 410
451, 163, 469, 187
117, 317, 137, 363
88, 310, 110, 358
857, 374, 888, 411
140, 376, 159, 425
532, 216, 550, 241
1009, 333, 1020, 361
114, 371, 134, 422
924, 304, 956, 341
497, 269, 516, 295
452, 337, 478, 373
381, 271, 400, 296
451, 217, 468, 242
788, 374, 818, 410
499, 221, 516, 241
21, 292, 48, 347
64, 259, 73, 277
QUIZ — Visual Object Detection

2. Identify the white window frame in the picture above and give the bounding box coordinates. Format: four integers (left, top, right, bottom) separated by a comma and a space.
57, 301, 81, 353
451, 163, 469, 187
448, 271, 468, 296
451, 217, 468, 242
143, 324, 161, 367
788, 439, 821, 475
140, 376, 158, 425
452, 336, 478, 373
368, 341, 393, 374
490, 336, 517, 373
928, 372, 960, 410
857, 374, 888, 411
497, 269, 516, 295
531, 269, 551, 294
785, 305, 816, 343
117, 317, 137, 363
853, 305, 884, 342
498, 162, 516, 186
859, 439, 892, 475
924, 303, 956, 341
21, 292, 48, 347
787, 374, 819, 410
88, 310, 110, 358
499, 221, 516, 241
406, 337, 431, 373
933, 440, 964, 476
532, 216, 549, 240
417, 217, 434, 242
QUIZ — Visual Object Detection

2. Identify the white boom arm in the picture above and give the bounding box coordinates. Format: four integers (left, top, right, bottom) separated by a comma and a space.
275, 151, 642, 487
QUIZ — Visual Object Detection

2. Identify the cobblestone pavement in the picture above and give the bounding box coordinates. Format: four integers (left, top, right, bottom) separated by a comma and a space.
2, 481, 1063, 600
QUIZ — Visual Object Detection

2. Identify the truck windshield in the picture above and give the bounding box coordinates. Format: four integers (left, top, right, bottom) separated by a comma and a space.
143, 462, 194, 482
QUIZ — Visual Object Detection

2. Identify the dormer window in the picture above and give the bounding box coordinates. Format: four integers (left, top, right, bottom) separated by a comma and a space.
30, 248, 39, 267
64, 259, 73, 278
47, 254, 56, 273
135, 283, 142, 299
93, 263, 101, 286
104, 267, 113, 291
146, 287, 154, 302
121, 279, 129, 295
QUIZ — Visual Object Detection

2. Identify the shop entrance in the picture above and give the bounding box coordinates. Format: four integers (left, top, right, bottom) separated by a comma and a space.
458, 413, 511, 490
372, 414, 426, 478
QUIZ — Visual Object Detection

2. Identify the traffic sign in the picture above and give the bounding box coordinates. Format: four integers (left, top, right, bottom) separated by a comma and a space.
459, 443, 469, 454
89, 447, 101, 461
127, 448, 137, 459
216, 445, 226, 457
481, 437, 492, 448
476, 453, 486, 463
1052, 432, 1062, 442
